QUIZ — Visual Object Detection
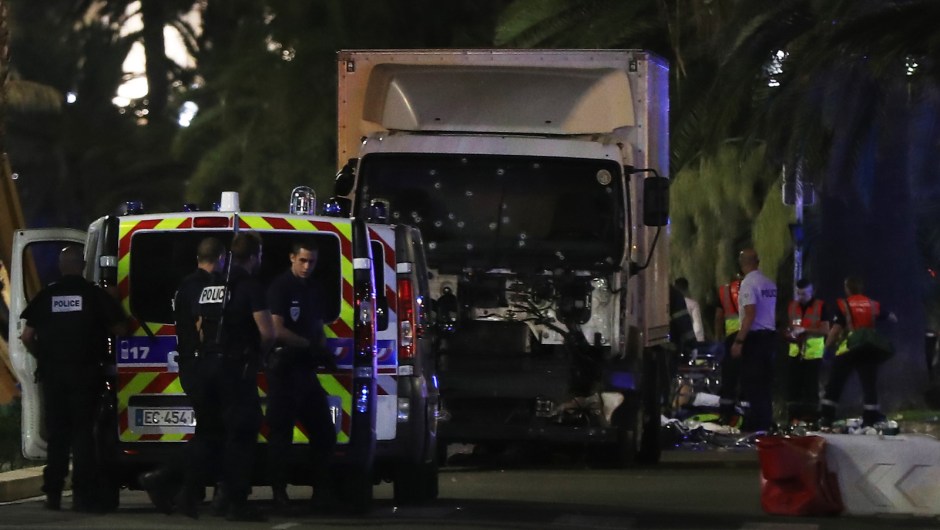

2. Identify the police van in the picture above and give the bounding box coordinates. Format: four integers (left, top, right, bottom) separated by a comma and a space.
8, 189, 439, 509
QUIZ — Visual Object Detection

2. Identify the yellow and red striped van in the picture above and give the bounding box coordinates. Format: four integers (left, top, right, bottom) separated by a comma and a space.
9, 191, 444, 511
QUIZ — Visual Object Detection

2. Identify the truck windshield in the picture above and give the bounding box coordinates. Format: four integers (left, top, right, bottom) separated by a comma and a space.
357, 153, 625, 272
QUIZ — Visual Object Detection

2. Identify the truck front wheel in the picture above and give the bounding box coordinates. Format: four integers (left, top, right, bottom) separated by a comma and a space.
594, 349, 663, 467
636, 348, 663, 464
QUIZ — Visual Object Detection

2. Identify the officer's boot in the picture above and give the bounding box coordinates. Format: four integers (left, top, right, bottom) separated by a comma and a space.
271, 484, 290, 513
210, 483, 230, 517
139, 468, 175, 515
41, 475, 64, 511
226, 501, 267, 522
43, 488, 61, 511
173, 483, 201, 519
309, 462, 337, 514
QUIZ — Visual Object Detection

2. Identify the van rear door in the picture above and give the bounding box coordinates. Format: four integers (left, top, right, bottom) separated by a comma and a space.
9, 228, 87, 459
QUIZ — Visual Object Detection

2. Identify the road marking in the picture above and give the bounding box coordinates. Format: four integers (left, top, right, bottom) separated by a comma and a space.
740, 523, 821, 530
553, 514, 636, 528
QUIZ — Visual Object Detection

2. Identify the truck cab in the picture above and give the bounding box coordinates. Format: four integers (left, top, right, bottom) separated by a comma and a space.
336, 49, 671, 465
8, 189, 439, 509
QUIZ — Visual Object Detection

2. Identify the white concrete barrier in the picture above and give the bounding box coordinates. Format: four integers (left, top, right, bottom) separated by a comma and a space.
0, 466, 44, 502
819, 433, 940, 515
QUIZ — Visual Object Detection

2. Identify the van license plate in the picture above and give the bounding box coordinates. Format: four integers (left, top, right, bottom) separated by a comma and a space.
136, 408, 196, 427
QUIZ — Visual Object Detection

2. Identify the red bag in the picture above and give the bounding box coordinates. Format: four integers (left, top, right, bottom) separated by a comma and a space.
757, 435, 843, 516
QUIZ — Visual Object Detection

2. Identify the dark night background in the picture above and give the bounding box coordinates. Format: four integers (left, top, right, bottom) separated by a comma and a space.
5, 0, 940, 414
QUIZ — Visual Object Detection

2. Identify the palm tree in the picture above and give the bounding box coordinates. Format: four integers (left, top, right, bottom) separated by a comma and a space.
78, 0, 200, 124
176, 0, 514, 211
707, 1, 940, 410
496, 0, 940, 410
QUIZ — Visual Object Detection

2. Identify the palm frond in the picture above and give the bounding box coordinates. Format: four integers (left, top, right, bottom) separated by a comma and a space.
4, 80, 62, 112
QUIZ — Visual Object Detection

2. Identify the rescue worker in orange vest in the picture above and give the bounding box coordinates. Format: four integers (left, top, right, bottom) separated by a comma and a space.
714, 275, 742, 426
784, 278, 830, 426
819, 275, 896, 428
714, 276, 741, 351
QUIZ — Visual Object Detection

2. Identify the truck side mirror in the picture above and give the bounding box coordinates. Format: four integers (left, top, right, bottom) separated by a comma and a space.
642, 176, 670, 227
334, 158, 358, 197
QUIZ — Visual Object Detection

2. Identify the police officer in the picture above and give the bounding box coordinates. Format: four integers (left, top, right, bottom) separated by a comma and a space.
720, 249, 778, 432
19, 246, 126, 512
175, 237, 226, 394
819, 275, 896, 428
140, 237, 226, 514
176, 231, 274, 521
266, 239, 337, 512
784, 278, 830, 426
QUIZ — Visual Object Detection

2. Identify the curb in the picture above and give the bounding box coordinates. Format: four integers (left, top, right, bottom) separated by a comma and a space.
0, 466, 43, 503
901, 421, 940, 439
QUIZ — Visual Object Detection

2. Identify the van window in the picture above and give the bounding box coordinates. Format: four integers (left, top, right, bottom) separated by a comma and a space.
128, 230, 343, 325
20, 242, 81, 301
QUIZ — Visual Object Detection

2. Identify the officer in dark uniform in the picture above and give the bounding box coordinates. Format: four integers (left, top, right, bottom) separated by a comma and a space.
175, 231, 273, 522
140, 237, 226, 514
174, 237, 227, 394
19, 245, 126, 512
266, 239, 337, 512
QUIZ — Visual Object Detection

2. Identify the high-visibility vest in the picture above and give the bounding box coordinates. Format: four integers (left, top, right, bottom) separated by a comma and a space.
787, 299, 826, 359
718, 280, 741, 335
834, 295, 880, 355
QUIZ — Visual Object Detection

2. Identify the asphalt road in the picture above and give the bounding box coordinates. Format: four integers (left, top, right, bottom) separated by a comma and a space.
0, 448, 937, 529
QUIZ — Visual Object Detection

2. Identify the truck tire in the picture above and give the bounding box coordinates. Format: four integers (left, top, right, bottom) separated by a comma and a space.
594, 349, 663, 468
635, 349, 663, 464
393, 459, 439, 504
338, 466, 373, 514
589, 397, 639, 468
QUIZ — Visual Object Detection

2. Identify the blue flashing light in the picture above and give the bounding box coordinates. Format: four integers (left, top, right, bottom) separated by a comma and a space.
356, 384, 370, 414
608, 371, 635, 391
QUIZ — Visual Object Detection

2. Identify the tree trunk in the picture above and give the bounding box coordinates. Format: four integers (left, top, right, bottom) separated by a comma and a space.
140, 0, 168, 121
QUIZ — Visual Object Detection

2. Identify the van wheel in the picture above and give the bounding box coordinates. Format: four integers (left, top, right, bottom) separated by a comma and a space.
338, 467, 373, 514
393, 460, 439, 504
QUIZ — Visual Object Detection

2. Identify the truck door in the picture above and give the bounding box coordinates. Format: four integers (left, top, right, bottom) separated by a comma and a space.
9, 228, 87, 459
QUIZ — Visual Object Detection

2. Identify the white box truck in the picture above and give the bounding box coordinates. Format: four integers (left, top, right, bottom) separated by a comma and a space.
333, 49, 671, 465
